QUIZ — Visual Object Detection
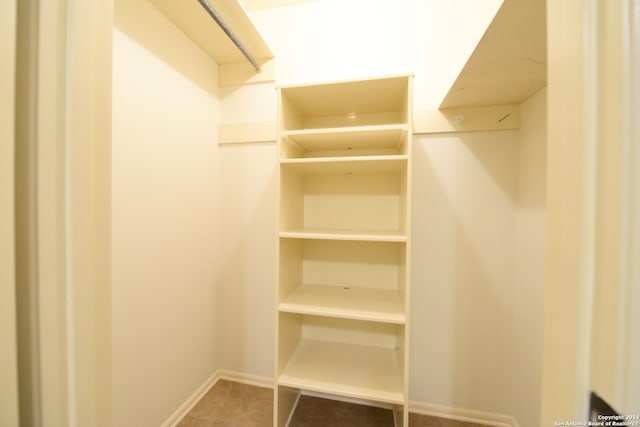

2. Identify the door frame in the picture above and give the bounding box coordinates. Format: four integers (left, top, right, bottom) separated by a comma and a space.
14, 0, 113, 425
1, 0, 19, 424
543, 0, 640, 421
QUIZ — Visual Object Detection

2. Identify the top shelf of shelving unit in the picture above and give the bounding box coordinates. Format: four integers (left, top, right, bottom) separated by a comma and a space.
279, 75, 411, 131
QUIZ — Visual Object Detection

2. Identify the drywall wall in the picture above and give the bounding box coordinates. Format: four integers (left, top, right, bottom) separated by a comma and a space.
0, 0, 19, 425
514, 87, 546, 426
410, 90, 546, 423
217, 143, 278, 377
112, 0, 221, 425
411, 130, 518, 416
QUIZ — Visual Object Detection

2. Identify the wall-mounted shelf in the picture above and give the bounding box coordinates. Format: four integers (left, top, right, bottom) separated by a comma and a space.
440, 0, 546, 108
278, 338, 405, 404
149, 0, 273, 80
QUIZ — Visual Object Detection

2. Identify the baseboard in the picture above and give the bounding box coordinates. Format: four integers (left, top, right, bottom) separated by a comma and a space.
161, 372, 218, 427
163, 371, 520, 427
409, 401, 520, 427
215, 369, 274, 389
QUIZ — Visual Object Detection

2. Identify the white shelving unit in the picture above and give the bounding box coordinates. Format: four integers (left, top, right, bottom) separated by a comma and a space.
275, 75, 413, 427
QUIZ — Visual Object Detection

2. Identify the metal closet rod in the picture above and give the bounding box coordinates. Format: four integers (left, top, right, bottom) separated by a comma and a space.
196, 0, 261, 71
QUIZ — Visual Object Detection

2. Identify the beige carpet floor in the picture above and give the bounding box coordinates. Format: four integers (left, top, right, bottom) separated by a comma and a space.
177, 380, 491, 427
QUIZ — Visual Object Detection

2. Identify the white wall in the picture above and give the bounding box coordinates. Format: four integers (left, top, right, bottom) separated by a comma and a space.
112, 0, 221, 425
411, 130, 518, 416
217, 143, 278, 377
514, 88, 547, 426
410, 89, 546, 422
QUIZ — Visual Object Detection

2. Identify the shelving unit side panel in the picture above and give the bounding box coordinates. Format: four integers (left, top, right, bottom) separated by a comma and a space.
281, 138, 306, 159
398, 130, 409, 156
400, 79, 411, 127
395, 324, 406, 382
302, 240, 401, 291
397, 247, 407, 307
275, 385, 299, 427
279, 238, 303, 303
279, 168, 304, 231
280, 90, 304, 131
278, 313, 302, 375
398, 168, 409, 233
394, 404, 408, 427
400, 76, 413, 427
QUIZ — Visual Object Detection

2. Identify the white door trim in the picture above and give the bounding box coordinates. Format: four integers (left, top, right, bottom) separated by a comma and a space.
13, 0, 113, 425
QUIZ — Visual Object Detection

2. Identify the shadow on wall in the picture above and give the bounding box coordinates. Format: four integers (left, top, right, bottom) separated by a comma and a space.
114, 0, 219, 97
409, 132, 519, 415
460, 133, 518, 207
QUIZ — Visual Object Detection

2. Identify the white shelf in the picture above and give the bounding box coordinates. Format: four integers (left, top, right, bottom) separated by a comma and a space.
280, 229, 407, 242
148, 0, 273, 65
280, 155, 408, 174
439, 0, 546, 108
280, 75, 410, 119
279, 284, 405, 324
278, 339, 404, 405
284, 124, 407, 154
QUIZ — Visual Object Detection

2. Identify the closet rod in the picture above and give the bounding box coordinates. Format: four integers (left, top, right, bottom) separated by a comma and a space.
196, 0, 261, 71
